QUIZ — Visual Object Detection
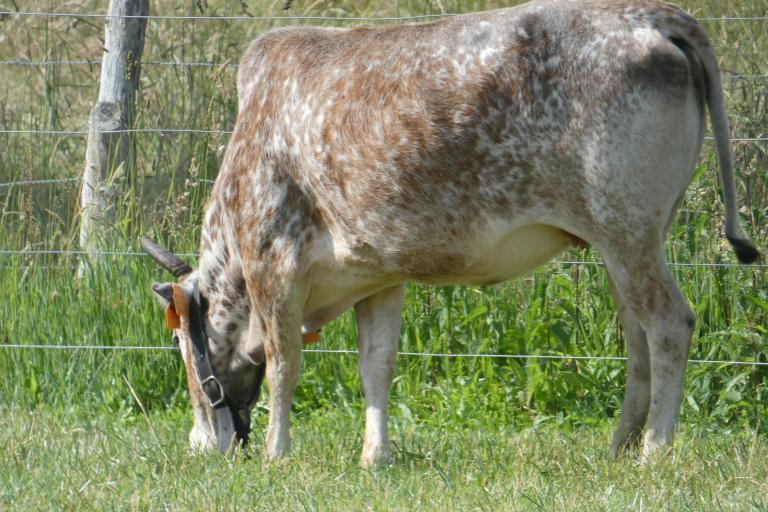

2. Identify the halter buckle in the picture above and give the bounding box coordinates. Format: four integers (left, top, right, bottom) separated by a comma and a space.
200, 374, 225, 408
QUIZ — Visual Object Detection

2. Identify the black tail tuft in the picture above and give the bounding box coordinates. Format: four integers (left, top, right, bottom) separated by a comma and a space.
728, 236, 761, 264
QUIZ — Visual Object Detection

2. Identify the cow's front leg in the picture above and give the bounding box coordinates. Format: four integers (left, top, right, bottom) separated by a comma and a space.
354, 284, 405, 468
259, 309, 303, 461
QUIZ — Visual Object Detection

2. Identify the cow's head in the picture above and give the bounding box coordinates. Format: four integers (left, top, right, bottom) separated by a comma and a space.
141, 237, 265, 453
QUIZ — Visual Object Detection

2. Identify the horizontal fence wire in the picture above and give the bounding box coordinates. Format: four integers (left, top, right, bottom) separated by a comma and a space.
1, 60, 766, 83
1, 343, 766, 367
0, 344, 178, 351
0, 249, 198, 257
0, 11, 452, 21
1, 248, 767, 268
1, 128, 765, 141
0, 177, 214, 189
0, 128, 230, 136
0, 177, 80, 188
0, 60, 239, 69
2, 10, 767, 22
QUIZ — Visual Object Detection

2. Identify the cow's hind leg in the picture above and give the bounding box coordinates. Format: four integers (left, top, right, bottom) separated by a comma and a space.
600, 245, 694, 460
607, 271, 651, 456
354, 284, 405, 468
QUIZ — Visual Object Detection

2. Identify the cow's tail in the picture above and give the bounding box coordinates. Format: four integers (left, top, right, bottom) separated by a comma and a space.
662, 12, 760, 264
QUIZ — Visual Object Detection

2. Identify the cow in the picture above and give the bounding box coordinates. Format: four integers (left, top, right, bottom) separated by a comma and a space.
142, 0, 759, 467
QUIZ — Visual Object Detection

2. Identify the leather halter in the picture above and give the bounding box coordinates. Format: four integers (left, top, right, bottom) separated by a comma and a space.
187, 285, 257, 452
170, 283, 315, 453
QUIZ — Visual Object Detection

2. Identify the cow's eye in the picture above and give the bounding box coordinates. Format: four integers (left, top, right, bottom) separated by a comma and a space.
172, 334, 180, 347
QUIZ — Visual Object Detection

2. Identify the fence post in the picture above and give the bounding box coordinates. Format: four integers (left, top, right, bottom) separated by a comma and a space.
79, 0, 149, 275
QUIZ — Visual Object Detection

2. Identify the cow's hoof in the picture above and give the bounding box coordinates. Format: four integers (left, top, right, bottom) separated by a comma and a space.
360, 449, 392, 469
264, 440, 291, 463
640, 433, 674, 464
610, 429, 643, 459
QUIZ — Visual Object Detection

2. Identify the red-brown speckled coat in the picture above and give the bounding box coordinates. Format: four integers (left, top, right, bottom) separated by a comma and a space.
147, 0, 758, 467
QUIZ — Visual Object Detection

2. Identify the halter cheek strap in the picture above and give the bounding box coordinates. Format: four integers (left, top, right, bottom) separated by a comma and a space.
185, 285, 252, 453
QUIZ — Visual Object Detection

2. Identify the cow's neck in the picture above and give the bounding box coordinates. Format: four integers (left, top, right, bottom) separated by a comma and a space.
197, 203, 250, 351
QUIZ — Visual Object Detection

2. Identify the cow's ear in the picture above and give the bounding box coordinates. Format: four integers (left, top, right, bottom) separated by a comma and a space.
151, 282, 192, 317
151, 282, 174, 306
151, 282, 193, 329
152, 282, 183, 329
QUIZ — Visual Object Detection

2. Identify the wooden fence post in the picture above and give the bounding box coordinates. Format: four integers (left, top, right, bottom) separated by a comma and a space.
79, 0, 148, 274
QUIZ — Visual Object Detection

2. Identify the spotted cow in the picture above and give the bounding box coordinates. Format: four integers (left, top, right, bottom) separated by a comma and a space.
143, 0, 759, 466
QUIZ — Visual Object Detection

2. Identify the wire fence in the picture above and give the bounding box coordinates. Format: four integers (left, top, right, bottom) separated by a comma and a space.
0, 59, 239, 69
2, 59, 767, 83
1, 248, 767, 268
0, 11, 453, 21
0, 128, 230, 136
2, 9, 767, 22
3, 252, 768, 270
0, 5, 765, 370
2, 128, 766, 141
0, 177, 81, 188
1, 343, 766, 367
0, 177, 215, 189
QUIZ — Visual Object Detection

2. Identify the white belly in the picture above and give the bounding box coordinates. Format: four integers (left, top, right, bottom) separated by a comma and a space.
418, 223, 572, 285
301, 223, 573, 331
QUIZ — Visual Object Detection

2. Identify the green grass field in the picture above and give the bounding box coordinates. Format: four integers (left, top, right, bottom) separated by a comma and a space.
0, 0, 766, 509
3, 405, 768, 510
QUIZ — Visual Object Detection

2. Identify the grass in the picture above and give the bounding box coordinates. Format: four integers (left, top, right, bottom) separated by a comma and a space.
1, 404, 767, 511
0, 0, 766, 508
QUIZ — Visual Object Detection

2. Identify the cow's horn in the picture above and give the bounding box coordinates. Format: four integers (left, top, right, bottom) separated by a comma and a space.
140, 237, 193, 278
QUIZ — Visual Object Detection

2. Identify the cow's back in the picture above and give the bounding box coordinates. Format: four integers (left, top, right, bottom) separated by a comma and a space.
217, 0, 702, 282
